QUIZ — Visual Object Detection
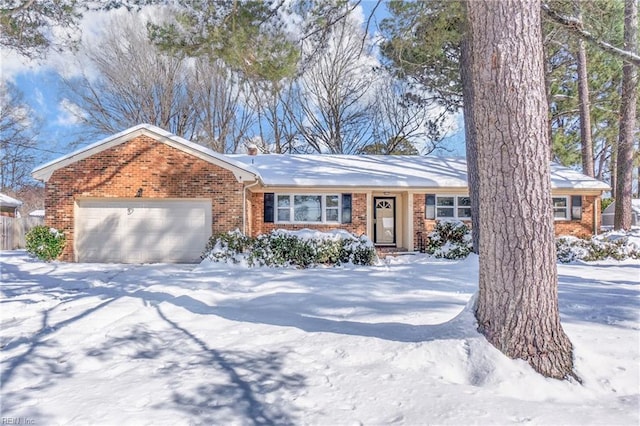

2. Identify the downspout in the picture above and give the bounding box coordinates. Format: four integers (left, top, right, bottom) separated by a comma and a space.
243, 180, 260, 236
594, 195, 599, 236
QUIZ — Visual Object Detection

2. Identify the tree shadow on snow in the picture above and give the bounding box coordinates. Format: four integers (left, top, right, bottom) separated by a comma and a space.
130, 288, 479, 344
84, 304, 305, 425
558, 268, 640, 328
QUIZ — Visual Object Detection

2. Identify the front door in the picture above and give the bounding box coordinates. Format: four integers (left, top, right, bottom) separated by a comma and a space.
374, 197, 396, 245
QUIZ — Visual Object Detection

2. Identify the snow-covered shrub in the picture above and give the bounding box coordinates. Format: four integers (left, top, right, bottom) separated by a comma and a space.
425, 220, 473, 259
556, 231, 640, 263
201, 229, 377, 267
201, 230, 252, 264
25, 226, 66, 261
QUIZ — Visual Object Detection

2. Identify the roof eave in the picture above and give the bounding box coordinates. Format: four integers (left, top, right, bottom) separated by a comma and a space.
31, 124, 259, 183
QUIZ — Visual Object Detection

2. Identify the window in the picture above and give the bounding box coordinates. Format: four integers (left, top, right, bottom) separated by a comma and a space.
432, 195, 471, 220
553, 196, 569, 220
277, 195, 291, 222
275, 194, 341, 223
457, 196, 472, 219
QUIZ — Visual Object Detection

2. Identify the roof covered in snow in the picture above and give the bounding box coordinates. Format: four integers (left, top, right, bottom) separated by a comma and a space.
603, 199, 640, 214
30, 124, 610, 192
230, 154, 610, 191
0, 193, 22, 207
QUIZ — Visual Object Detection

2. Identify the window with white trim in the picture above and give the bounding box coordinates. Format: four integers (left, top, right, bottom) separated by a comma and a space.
552, 196, 569, 220
435, 195, 471, 220
275, 194, 341, 223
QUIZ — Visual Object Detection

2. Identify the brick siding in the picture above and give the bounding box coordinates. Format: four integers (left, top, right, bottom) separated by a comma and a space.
413, 193, 600, 248
45, 135, 244, 261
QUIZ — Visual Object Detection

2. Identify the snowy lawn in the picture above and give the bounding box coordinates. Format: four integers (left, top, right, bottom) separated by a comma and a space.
1, 251, 638, 425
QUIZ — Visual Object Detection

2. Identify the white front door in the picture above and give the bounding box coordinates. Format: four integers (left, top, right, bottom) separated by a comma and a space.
374, 197, 395, 245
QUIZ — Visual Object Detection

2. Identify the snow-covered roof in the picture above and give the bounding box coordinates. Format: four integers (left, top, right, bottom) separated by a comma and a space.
30, 123, 609, 192
29, 209, 45, 217
231, 155, 468, 188
603, 199, 640, 214
549, 163, 612, 191
0, 193, 23, 207
230, 154, 610, 191
31, 124, 259, 183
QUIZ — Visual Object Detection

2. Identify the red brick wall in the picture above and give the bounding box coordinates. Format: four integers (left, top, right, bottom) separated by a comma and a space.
249, 192, 368, 237
412, 193, 599, 247
45, 135, 244, 261
0, 209, 17, 217
553, 195, 598, 238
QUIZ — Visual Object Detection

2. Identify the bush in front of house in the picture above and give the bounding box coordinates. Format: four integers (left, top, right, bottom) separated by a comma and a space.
201, 229, 377, 268
425, 220, 473, 260
201, 229, 252, 264
25, 226, 66, 261
556, 231, 640, 263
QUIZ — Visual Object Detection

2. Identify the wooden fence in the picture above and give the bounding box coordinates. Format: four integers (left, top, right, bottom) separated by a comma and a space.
0, 216, 45, 250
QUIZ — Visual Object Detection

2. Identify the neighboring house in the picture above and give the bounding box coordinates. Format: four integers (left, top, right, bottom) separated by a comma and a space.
0, 193, 22, 217
601, 199, 640, 227
29, 209, 45, 218
31, 124, 610, 263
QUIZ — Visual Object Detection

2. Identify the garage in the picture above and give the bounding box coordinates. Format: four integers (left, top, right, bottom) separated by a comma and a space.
75, 199, 212, 263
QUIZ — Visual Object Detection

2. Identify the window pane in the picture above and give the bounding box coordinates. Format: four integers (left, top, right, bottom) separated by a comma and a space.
437, 197, 454, 206
554, 210, 567, 219
277, 209, 290, 222
552, 197, 567, 207
294, 195, 322, 222
458, 207, 472, 218
326, 209, 339, 222
277, 195, 290, 207
437, 207, 455, 218
326, 195, 339, 208
458, 196, 471, 206
552, 197, 568, 219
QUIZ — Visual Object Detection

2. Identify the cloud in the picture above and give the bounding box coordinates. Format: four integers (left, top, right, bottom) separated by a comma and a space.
34, 89, 45, 108
1, 5, 171, 82
56, 98, 86, 126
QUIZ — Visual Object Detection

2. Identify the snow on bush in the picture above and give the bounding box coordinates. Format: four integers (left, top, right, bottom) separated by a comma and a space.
202, 229, 377, 268
556, 230, 640, 263
425, 220, 473, 260
25, 225, 66, 261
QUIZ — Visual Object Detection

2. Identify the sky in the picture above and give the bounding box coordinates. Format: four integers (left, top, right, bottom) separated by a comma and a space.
2, 231, 638, 424
0, 2, 466, 174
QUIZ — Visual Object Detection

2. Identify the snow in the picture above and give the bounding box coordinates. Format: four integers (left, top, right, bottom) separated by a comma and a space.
30, 122, 608, 191
1, 251, 638, 425
0, 193, 22, 207
230, 154, 610, 190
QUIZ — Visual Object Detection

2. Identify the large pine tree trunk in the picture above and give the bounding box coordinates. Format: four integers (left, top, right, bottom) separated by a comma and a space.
614, 0, 638, 231
466, 0, 576, 380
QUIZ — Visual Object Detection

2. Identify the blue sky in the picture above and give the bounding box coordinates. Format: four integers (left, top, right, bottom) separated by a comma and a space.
3, 2, 466, 172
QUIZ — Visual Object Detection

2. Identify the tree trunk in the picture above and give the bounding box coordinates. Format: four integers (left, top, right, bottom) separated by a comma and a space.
460, 2, 480, 254
575, 3, 595, 177
614, 0, 638, 231
466, 0, 576, 380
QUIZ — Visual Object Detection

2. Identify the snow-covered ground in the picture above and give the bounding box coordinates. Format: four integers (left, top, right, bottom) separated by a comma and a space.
1, 251, 638, 425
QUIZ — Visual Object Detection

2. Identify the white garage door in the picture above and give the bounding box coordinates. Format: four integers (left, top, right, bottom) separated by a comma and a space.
76, 199, 212, 263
